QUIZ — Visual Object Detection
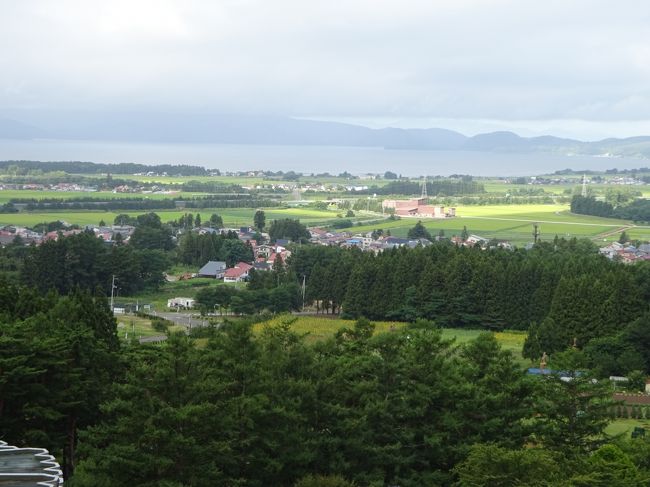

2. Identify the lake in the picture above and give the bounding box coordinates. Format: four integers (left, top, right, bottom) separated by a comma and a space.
0, 138, 646, 176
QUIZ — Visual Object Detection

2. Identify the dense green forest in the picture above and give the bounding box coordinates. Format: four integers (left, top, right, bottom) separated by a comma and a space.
177, 231, 254, 267
287, 242, 650, 377
571, 194, 650, 222
4, 223, 650, 377
4, 214, 175, 294
3, 219, 650, 483
1, 282, 649, 485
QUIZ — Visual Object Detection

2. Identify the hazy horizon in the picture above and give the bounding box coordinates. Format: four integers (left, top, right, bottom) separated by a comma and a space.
3, 1, 650, 143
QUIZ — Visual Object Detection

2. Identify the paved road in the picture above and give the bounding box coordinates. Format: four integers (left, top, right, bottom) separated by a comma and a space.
153, 311, 211, 329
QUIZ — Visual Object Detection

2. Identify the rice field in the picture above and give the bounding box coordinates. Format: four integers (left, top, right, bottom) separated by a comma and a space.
0, 206, 341, 227
0, 189, 205, 203
1, 197, 649, 246
353, 204, 650, 245
252, 315, 527, 352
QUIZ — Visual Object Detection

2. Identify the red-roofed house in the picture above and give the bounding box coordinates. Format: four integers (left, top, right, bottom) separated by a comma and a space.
267, 249, 291, 266
224, 262, 254, 283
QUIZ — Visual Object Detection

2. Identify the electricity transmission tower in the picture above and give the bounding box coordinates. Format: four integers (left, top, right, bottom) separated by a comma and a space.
532, 223, 540, 244
581, 174, 588, 197
421, 177, 428, 199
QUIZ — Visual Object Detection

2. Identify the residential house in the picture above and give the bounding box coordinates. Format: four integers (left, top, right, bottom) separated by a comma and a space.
198, 260, 227, 278
224, 262, 254, 282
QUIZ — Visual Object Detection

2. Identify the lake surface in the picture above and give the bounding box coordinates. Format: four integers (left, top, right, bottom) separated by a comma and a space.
0, 138, 646, 176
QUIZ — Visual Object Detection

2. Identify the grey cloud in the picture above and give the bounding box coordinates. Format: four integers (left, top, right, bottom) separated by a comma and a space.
1, 0, 650, 128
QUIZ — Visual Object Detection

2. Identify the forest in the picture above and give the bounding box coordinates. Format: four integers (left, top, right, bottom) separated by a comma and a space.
3, 217, 650, 484
1, 281, 649, 486
571, 194, 650, 222
287, 241, 650, 378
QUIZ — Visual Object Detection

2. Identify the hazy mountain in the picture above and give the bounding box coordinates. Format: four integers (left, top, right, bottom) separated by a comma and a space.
2, 112, 650, 158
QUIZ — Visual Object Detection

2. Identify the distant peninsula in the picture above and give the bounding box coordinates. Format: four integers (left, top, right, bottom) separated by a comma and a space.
2, 113, 650, 159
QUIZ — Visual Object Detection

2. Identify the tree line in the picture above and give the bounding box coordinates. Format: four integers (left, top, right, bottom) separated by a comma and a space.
20, 231, 168, 295
287, 240, 650, 376
177, 231, 254, 267
2, 236, 650, 484
571, 194, 650, 222
353, 179, 485, 196
0, 160, 211, 176
2, 285, 647, 485
12, 195, 279, 211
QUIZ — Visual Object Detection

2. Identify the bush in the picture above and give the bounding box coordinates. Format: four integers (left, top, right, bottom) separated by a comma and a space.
151, 318, 170, 333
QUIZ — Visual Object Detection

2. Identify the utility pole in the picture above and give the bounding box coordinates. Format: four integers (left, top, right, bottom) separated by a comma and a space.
302, 274, 306, 311
110, 275, 116, 311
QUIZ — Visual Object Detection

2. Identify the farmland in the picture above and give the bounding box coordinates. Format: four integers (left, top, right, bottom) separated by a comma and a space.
0, 206, 342, 227
2, 200, 649, 246
114, 315, 185, 340
252, 314, 528, 357
2, 167, 650, 246
353, 204, 650, 245
0, 189, 207, 203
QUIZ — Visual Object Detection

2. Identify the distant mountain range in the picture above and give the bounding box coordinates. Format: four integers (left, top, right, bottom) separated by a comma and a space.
2, 113, 650, 158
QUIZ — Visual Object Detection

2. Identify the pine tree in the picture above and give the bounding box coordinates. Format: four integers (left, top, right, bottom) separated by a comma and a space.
407, 221, 431, 240
254, 210, 266, 231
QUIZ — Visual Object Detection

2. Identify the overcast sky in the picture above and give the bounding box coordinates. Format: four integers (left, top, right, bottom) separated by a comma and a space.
2, 0, 650, 139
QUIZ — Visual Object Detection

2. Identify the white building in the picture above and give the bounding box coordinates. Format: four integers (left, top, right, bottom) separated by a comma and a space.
167, 297, 195, 309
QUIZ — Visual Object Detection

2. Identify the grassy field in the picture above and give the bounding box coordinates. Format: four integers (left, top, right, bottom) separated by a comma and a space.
252, 315, 528, 355
127, 277, 245, 310
605, 418, 650, 437
1, 200, 649, 245
114, 315, 185, 340
0, 189, 205, 203
0, 206, 342, 227
353, 204, 650, 245
77, 173, 393, 187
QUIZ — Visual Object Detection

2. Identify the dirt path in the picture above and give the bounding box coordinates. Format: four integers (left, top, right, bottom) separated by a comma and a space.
592, 225, 635, 240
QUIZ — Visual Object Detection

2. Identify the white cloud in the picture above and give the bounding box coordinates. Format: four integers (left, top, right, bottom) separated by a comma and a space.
1, 0, 650, 136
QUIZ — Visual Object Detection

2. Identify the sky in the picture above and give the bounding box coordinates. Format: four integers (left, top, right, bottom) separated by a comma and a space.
2, 0, 650, 140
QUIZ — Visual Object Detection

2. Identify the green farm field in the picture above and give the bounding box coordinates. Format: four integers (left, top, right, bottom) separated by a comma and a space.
354, 204, 650, 245
253, 315, 528, 359
114, 315, 185, 340
126, 277, 230, 311
0, 189, 204, 203
2, 200, 649, 245
0, 206, 342, 227
77, 173, 392, 187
